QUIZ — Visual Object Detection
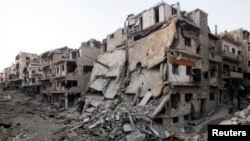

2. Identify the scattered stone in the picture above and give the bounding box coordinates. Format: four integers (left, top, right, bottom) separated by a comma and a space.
238, 111, 246, 119
126, 130, 146, 141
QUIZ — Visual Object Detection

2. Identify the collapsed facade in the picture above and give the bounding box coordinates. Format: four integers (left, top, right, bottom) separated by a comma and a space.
85, 2, 224, 125
40, 39, 101, 108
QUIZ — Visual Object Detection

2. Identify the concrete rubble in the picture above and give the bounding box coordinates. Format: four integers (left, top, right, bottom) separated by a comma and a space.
220, 105, 250, 125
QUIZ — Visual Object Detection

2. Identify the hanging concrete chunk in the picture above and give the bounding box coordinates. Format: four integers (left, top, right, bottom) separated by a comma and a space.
139, 91, 152, 106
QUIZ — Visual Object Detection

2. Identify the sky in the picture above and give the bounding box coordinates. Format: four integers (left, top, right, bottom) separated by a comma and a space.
0, 0, 249, 71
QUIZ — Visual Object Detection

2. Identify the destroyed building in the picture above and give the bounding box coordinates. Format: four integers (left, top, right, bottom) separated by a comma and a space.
85, 2, 223, 126
40, 39, 101, 109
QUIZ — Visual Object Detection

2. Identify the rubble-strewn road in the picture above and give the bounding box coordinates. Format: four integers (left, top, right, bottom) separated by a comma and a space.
0, 90, 64, 141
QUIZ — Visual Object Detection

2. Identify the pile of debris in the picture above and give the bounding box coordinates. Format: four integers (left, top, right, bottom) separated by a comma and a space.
52, 82, 185, 141
220, 105, 250, 125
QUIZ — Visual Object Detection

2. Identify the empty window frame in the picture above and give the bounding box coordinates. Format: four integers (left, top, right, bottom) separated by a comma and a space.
232, 48, 235, 54
172, 64, 179, 75
186, 66, 192, 75
185, 93, 193, 102
184, 37, 192, 47
154, 7, 159, 23
110, 33, 114, 39
210, 92, 215, 101
173, 117, 179, 123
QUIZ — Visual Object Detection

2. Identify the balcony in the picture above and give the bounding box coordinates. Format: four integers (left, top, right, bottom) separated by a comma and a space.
209, 52, 222, 62
51, 86, 65, 93
223, 71, 243, 79
222, 51, 242, 62
230, 71, 243, 79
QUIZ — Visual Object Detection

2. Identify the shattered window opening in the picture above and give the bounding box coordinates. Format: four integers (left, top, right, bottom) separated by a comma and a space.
184, 115, 189, 121
110, 33, 114, 39
171, 93, 180, 108
185, 93, 193, 102
172, 8, 177, 15
172, 64, 179, 75
186, 66, 192, 75
159, 106, 166, 114
154, 7, 159, 23
83, 66, 93, 73
232, 48, 235, 54
67, 62, 77, 73
173, 117, 179, 123
62, 65, 64, 71
210, 92, 215, 101
153, 118, 163, 124
184, 37, 192, 47
238, 50, 241, 55
238, 67, 242, 73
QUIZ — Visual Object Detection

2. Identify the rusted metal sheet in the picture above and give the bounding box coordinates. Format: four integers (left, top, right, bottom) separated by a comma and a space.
170, 57, 196, 67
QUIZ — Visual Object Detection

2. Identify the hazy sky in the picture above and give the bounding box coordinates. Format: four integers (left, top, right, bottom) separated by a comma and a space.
0, 0, 249, 71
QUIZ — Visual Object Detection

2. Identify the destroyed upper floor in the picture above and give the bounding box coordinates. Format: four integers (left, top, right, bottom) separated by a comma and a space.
105, 2, 221, 56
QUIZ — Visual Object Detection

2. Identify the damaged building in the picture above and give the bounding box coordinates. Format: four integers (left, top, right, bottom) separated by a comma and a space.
41, 39, 101, 109
85, 2, 223, 126
219, 31, 244, 108
17, 52, 43, 95
0, 52, 42, 93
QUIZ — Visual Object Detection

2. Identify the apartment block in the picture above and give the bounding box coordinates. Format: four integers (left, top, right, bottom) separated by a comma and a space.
41, 39, 101, 109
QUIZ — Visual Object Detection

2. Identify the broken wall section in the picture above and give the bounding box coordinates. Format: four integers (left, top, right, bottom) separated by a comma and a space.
88, 49, 126, 99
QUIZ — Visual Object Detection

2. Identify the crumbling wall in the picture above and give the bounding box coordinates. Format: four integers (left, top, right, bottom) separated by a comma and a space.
89, 49, 126, 99
78, 45, 101, 66
207, 87, 218, 111
129, 19, 177, 71
106, 28, 126, 52
126, 67, 163, 97
169, 56, 201, 83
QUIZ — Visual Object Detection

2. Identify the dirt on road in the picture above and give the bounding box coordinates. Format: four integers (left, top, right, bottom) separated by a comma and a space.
0, 90, 66, 141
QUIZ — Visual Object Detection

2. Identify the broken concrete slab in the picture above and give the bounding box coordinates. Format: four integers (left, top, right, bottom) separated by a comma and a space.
126, 130, 146, 141
123, 123, 133, 132
89, 78, 105, 92
86, 107, 96, 113
139, 91, 152, 106
104, 79, 119, 99
90, 49, 126, 80
90, 99, 102, 108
